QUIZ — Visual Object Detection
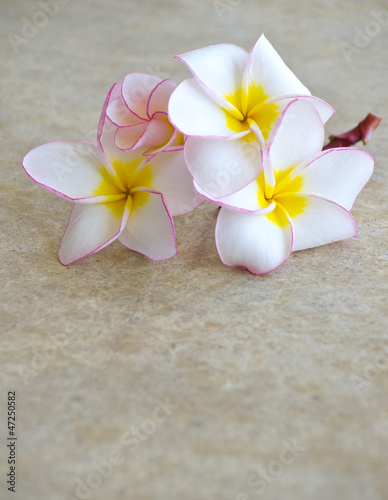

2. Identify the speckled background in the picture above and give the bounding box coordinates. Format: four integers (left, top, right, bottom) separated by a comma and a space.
1, 0, 387, 499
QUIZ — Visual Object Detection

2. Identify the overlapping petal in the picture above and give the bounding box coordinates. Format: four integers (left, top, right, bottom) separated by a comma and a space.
270, 95, 335, 124
215, 205, 293, 274
106, 94, 144, 127
122, 73, 162, 120
143, 150, 204, 216
175, 43, 248, 115
104, 75, 179, 155
194, 174, 274, 214
119, 191, 176, 261
98, 115, 146, 191
115, 117, 173, 152
168, 78, 251, 139
268, 99, 325, 178
185, 135, 261, 198
147, 79, 177, 117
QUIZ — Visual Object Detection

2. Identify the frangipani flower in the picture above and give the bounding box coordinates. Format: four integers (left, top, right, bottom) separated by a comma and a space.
105, 73, 184, 154
195, 100, 374, 275
22, 108, 202, 265
169, 34, 335, 198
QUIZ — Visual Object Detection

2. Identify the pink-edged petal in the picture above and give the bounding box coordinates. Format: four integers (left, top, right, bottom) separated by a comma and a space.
122, 73, 162, 120
194, 176, 275, 214
168, 78, 250, 139
98, 117, 146, 190
278, 194, 358, 252
119, 191, 176, 261
185, 135, 262, 198
137, 115, 173, 150
98, 82, 122, 139
106, 95, 145, 127
296, 148, 374, 211
175, 43, 248, 117
58, 198, 130, 265
141, 150, 204, 216
23, 140, 123, 202
246, 34, 310, 101
215, 205, 293, 275
268, 99, 325, 177
114, 122, 148, 150
147, 79, 177, 118
116, 115, 174, 152
271, 95, 335, 124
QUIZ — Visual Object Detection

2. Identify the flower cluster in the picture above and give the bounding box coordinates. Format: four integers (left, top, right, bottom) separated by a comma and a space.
23, 35, 377, 273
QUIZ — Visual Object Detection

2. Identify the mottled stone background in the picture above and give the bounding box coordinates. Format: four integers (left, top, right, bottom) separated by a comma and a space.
1, 0, 387, 499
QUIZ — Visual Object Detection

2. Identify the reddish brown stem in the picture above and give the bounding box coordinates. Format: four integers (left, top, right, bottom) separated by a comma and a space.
323, 113, 382, 150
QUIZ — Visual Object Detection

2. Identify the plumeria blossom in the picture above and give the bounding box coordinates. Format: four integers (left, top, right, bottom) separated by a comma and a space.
22, 103, 202, 265
194, 100, 374, 275
169, 34, 335, 198
105, 73, 184, 155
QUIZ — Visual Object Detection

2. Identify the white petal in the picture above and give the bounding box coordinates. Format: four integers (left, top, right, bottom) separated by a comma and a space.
147, 79, 177, 117
98, 82, 122, 138
278, 194, 358, 252
194, 175, 275, 214
216, 205, 293, 274
23, 140, 123, 202
144, 150, 204, 216
114, 123, 148, 150
246, 35, 310, 100
168, 78, 250, 139
185, 135, 262, 198
98, 118, 146, 190
58, 199, 130, 265
119, 191, 176, 261
272, 95, 335, 124
122, 73, 162, 120
268, 99, 325, 178
175, 43, 248, 116
115, 114, 173, 153
296, 148, 374, 211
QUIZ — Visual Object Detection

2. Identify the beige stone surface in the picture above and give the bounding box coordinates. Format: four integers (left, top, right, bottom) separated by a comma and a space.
1, 0, 387, 499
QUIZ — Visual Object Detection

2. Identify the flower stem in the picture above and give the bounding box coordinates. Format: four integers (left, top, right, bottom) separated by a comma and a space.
323, 113, 382, 150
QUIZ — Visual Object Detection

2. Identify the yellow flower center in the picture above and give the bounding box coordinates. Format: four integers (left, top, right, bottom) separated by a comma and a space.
224, 83, 281, 141
257, 167, 307, 227
92, 158, 154, 218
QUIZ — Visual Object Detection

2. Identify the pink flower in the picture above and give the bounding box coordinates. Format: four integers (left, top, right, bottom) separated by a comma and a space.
105, 73, 184, 155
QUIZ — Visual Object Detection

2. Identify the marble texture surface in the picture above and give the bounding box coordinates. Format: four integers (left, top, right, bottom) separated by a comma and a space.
1, 0, 387, 499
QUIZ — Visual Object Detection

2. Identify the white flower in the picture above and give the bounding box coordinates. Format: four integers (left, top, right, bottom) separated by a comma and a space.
23, 112, 202, 265
195, 100, 374, 274
168, 34, 334, 198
